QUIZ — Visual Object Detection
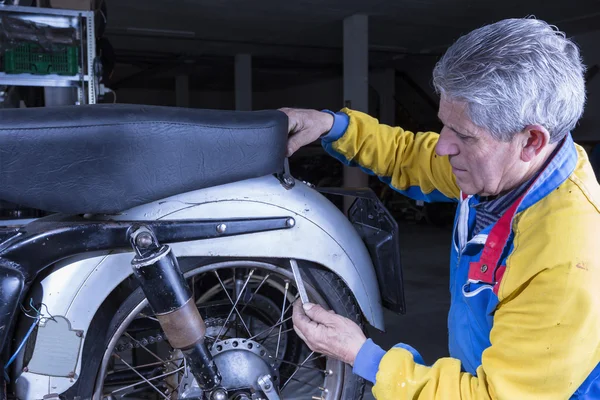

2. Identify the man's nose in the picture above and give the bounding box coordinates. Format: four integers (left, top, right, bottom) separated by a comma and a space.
435, 128, 459, 157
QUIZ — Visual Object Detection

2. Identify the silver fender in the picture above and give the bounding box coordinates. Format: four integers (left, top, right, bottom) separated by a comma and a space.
16, 175, 384, 399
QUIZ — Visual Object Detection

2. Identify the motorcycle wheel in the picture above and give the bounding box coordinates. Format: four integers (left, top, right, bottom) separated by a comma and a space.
69, 259, 366, 400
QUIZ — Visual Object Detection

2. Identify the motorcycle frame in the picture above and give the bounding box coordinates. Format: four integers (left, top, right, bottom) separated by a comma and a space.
9, 175, 388, 399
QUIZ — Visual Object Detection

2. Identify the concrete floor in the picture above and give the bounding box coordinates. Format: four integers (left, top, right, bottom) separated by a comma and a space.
363, 222, 453, 399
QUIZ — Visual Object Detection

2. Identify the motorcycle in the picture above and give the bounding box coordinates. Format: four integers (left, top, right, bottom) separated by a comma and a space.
0, 104, 405, 400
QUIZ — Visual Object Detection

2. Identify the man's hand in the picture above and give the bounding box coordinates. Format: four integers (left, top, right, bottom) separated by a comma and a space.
292, 299, 367, 366
279, 108, 334, 157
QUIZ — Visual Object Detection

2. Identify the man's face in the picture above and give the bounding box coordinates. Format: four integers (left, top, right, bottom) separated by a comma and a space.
436, 97, 526, 196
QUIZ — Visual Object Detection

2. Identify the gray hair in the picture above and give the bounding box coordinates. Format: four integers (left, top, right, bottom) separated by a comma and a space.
432, 18, 586, 143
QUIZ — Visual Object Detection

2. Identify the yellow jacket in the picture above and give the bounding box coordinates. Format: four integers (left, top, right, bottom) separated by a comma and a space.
321, 108, 600, 399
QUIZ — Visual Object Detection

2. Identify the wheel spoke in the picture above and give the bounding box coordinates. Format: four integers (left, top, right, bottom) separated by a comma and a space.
270, 357, 328, 374
234, 268, 245, 338
258, 321, 292, 345
248, 316, 292, 341
212, 269, 254, 347
123, 333, 179, 370
192, 275, 196, 300
254, 294, 298, 345
281, 375, 325, 390
239, 273, 271, 314
169, 356, 188, 396
275, 281, 290, 359
138, 313, 159, 323
281, 351, 315, 391
110, 358, 185, 373
112, 354, 170, 400
109, 364, 185, 395
214, 270, 254, 336
264, 327, 294, 340
306, 354, 327, 363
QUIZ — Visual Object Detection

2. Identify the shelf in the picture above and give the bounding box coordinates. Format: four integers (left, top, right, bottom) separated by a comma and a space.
0, 4, 92, 29
0, 4, 93, 17
0, 4, 97, 104
0, 72, 91, 88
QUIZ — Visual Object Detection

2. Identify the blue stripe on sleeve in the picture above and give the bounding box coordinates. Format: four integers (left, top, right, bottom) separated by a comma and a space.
393, 342, 426, 365
353, 339, 386, 383
321, 110, 350, 143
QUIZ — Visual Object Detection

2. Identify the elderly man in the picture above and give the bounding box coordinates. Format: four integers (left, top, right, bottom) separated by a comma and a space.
283, 18, 600, 399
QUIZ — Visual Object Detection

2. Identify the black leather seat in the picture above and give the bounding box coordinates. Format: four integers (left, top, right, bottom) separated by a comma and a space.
0, 104, 288, 214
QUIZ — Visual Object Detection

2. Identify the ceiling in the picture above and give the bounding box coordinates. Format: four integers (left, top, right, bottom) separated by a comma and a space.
102, 0, 600, 91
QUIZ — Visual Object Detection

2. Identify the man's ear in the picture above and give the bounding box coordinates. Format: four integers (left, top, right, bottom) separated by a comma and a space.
520, 125, 551, 162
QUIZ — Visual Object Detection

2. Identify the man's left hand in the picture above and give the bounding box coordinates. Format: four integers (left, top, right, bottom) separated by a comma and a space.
292, 300, 367, 366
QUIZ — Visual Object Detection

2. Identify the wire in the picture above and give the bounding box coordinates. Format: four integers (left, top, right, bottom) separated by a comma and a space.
19, 303, 37, 320
39, 303, 56, 323
95, 0, 105, 12
5, 316, 39, 370
108, 88, 117, 103
99, 8, 107, 24
5, 300, 55, 372
28, 298, 40, 315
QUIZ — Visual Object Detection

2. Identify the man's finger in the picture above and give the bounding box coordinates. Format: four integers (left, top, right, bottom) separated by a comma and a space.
292, 300, 317, 344
287, 134, 303, 157
302, 303, 338, 325
293, 300, 319, 329
293, 324, 308, 343
278, 107, 296, 134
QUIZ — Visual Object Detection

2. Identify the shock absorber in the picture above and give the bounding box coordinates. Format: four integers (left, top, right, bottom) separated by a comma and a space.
128, 226, 221, 390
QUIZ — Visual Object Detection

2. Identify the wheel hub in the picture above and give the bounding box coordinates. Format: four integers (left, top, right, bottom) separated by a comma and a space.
178, 338, 278, 399
212, 338, 279, 390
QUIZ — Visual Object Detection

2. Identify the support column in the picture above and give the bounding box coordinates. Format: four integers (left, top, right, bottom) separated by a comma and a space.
175, 74, 190, 107
343, 14, 369, 211
235, 54, 252, 111
371, 68, 396, 126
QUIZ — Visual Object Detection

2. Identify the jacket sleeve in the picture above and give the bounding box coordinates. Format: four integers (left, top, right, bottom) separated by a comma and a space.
353, 195, 600, 400
321, 108, 460, 202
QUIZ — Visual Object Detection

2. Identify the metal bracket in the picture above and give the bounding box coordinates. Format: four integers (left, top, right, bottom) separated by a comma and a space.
257, 374, 280, 400
0, 215, 296, 277
128, 226, 161, 259
276, 159, 295, 190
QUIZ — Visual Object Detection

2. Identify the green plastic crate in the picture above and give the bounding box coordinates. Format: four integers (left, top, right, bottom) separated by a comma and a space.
4, 43, 79, 76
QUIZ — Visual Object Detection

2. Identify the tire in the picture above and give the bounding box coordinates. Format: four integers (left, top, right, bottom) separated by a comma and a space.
66, 259, 366, 400
302, 266, 367, 400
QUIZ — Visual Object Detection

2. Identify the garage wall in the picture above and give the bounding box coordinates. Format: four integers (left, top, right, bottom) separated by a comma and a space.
112, 36, 600, 145
255, 77, 343, 111
115, 88, 235, 109
395, 58, 441, 131
253, 59, 442, 129
113, 79, 343, 111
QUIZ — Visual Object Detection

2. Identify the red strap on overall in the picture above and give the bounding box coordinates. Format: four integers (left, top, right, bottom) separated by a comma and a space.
467, 194, 525, 295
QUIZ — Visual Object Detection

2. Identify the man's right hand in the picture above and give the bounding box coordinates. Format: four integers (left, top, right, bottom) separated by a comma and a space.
279, 108, 335, 157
